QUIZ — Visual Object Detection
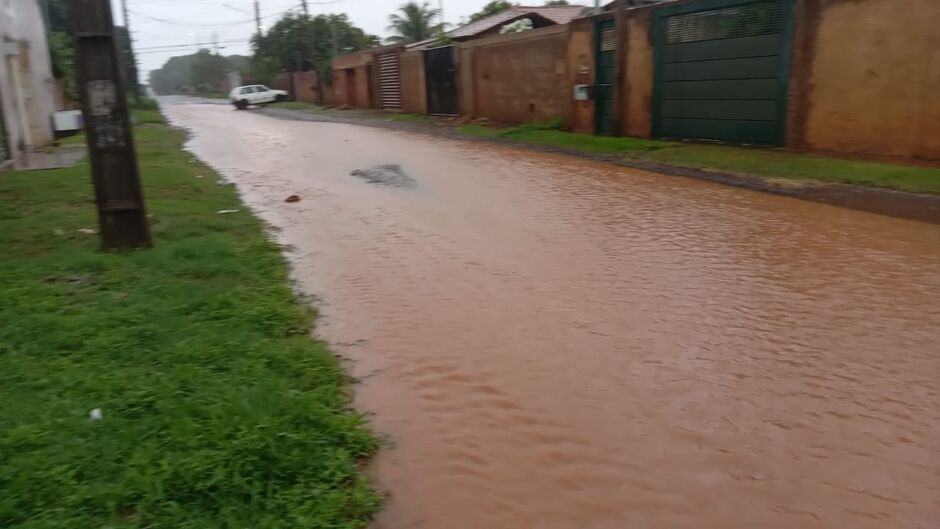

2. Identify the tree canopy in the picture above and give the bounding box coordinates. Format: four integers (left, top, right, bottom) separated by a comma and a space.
468, 1, 516, 23
251, 13, 378, 84
387, 2, 443, 43
149, 52, 246, 95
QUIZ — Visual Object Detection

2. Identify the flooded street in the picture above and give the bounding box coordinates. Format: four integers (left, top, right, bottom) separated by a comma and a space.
163, 100, 940, 529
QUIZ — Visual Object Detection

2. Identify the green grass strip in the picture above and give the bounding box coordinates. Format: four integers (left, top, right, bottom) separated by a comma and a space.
459, 123, 940, 195
0, 111, 378, 528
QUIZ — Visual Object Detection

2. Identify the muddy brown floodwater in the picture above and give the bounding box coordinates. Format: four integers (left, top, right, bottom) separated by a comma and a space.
163, 100, 940, 529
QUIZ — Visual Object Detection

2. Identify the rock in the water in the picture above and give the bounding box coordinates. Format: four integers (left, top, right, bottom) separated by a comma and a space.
350, 164, 416, 188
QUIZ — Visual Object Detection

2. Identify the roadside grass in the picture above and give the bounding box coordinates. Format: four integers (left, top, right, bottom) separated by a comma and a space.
198, 92, 228, 99
460, 123, 940, 194
388, 113, 427, 122
0, 110, 379, 527
270, 101, 322, 112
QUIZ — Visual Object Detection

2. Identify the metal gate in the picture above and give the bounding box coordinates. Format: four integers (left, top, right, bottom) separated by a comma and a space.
376, 51, 402, 110
652, 0, 795, 144
594, 19, 616, 135
425, 45, 457, 116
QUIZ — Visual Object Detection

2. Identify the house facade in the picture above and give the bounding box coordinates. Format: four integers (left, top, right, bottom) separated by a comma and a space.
330, 0, 939, 160
0, 0, 57, 166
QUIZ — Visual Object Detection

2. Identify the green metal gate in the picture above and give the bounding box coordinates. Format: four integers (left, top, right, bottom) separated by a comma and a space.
594, 19, 616, 135
652, 0, 795, 145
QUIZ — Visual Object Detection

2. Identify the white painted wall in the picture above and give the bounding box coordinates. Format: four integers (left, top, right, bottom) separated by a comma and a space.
0, 0, 57, 161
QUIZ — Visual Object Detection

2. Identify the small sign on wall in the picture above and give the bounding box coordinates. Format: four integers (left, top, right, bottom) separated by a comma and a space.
573, 84, 592, 101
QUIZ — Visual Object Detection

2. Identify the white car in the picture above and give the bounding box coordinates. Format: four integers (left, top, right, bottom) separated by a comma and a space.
229, 85, 287, 109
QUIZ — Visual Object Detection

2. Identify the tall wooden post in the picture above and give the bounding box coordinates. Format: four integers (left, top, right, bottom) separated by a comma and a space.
70, 0, 151, 250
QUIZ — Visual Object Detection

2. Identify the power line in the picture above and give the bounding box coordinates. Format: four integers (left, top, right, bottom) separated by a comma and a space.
136, 38, 250, 51
127, 6, 296, 27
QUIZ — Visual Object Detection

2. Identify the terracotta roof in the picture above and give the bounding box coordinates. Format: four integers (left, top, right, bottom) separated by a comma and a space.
449, 5, 587, 39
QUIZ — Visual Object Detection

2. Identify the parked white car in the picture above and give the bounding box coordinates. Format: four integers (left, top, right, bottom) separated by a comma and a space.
229, 85, 288, 109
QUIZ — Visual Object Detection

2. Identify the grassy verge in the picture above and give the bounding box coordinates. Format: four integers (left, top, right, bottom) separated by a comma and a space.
459, 123, 940, 195
388, 113, 429, 123
197, 92, 228, 99
269, 101, 322, 112
0, 111, 378, 527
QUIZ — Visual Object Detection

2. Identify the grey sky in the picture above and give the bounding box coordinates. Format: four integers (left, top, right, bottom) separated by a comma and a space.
113, 0, 589, 78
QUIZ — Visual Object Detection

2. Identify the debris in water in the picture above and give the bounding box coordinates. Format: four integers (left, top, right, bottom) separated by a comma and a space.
217, 209, 239, 214
350, 164, 416, 188
285, 195, 301, 203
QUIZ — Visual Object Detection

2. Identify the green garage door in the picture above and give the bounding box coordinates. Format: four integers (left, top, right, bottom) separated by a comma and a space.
594, 19, 616, 135
653, 0, 795, 145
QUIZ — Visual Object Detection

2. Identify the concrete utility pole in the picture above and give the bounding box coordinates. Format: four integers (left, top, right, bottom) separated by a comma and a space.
254, 0, 262, 38
69, 0, 151, 250
119, 0, 141, 102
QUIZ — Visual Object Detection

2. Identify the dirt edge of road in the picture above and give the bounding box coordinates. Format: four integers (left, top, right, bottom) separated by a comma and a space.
256, 106, 940, 225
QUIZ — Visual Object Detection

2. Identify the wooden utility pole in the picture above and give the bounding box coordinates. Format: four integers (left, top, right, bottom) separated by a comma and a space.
69, 0, 151, 250
119, 0, 140, 102
301, 0, 309, 16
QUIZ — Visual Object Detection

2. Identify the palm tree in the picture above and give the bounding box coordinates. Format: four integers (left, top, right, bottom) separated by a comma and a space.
387, 2, 442, 43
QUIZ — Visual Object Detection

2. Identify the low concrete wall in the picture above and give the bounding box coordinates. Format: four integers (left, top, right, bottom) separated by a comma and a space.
623, 10, 653, 138
331, 50, 371, 107
456, 25, 571, 125
400, 50, 427, 114
567, 17, 595, 134
789, 0, 940, 159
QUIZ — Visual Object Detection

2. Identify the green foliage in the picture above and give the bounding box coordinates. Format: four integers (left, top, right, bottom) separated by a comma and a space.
544, 0, 569, 5
468, 0, 516, 22
48, 30, 75, 99
386, 2, 443, 43
190, 51, 229, 91
45, 0, 138, 101
0, 112, 379, 527
149, 53, 246, 95
252, 13, 378, 86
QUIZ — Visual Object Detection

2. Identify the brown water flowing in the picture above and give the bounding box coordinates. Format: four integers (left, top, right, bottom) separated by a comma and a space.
164, 100, 940, 529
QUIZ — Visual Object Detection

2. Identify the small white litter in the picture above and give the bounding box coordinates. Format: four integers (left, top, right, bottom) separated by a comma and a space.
217, 209, 239, 214
89, 408, 103, 421
77, 228, 97, 234
195, 174, 204, 178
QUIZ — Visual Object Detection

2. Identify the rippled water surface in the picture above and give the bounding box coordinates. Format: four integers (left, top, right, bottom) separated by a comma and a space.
163, 100, 940, 529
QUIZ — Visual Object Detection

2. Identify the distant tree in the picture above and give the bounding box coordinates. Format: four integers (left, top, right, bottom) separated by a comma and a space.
190, 50, 228, 90
387, 2, 442, 43
252, 13, 378, 84
544, 0, 569, 4
468, 0, 515, 22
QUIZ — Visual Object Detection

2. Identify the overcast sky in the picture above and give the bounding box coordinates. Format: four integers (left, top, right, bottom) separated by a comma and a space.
114, 0, 589, 78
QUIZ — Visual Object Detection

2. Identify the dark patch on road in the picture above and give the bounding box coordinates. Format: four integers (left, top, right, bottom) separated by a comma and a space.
351, 164, 417, 188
